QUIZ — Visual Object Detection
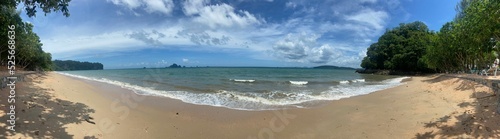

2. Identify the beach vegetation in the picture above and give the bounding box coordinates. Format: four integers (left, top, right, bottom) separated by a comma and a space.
361, 0, 500, 73
361, 21, 434, 72
424, 0, 500, 72
0, 0, 71, 71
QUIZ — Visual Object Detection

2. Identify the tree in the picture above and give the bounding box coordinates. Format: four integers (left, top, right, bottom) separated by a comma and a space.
361, 21, 434, 72
2, 0, 71, 17
0, 0, 71, 71
424, 0, 500, 72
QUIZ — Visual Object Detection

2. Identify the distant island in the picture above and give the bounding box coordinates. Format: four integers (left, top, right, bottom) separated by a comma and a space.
167, 63, 185, 68
53, 60, 104, 71
313, 65, 356, 70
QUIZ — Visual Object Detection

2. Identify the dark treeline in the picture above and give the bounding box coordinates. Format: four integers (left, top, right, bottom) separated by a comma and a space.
0, 0, 71, 71
53, 60, 103, 71
361, 21, 434, 72
361, 0, 500, 73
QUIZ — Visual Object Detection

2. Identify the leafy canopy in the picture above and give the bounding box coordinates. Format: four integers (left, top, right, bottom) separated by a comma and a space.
361, 21, 434, 72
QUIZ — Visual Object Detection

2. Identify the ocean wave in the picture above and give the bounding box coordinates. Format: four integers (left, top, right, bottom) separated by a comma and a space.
339, 80, 349, 84
351, 79, 365, 83
289, 81, 308, 85
56, 72, 409, 111
231, 79, 256, 83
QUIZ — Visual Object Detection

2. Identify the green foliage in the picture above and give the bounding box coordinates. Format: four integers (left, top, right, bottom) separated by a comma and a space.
363, 0, 500, 73
17, 0, 71, 17
361, 21, 434, 72
52, 60, 103, 71
423, 0, 500, 72
0, 0, 71, 71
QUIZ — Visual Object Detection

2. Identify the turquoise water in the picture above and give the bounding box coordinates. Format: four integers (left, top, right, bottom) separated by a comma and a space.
57, 68, 407, 110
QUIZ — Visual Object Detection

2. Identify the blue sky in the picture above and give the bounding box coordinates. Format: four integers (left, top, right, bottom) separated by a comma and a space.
21, 0, 459, 69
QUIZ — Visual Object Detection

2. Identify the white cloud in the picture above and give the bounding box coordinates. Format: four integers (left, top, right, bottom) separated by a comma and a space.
182, 1, 263, 28
345, 9, 388, 30
35, 0, 406, 68
270, 33, 365, 66
127, 30, 166, 46
320, 22, 379, 39
40, 26, 196, 59
308, 44, 342, 64
272, 33, 319, 60
42, 31, 144, 59
107, 0, 174, 15
177, 29, 230, 46
271, 33, 342, 64
182, 0, 209, 16
143, 0, 174, 14
108, 0, 141, 9
387, 0, 401, 9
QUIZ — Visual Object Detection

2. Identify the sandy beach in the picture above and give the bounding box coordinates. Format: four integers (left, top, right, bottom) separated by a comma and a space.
1, 72, 499, 138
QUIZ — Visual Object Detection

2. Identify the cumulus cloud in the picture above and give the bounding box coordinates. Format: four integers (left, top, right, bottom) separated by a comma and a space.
182, 58, 189, 62
182, 0, 209, 16
177, 29, 230, 45
308, 45, 342, 64
35, 0, 410, 68
272, 33, 343, 64
271, 33, 365, 65
107, 0, 174, 15
272, 33, 319, 60
127, 30, 166, 46
182, 0, 263, 28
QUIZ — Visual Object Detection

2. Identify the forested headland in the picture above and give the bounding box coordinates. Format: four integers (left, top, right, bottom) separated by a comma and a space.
360, 0, 500, 74
0, 0, 71, 71
52, 60, 103, 71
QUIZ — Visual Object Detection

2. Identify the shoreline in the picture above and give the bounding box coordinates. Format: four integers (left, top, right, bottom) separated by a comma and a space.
54, 71, 410, 111
1, 72, 499, 138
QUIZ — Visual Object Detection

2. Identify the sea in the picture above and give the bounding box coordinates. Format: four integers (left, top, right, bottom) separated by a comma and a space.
56, 67, 408, 111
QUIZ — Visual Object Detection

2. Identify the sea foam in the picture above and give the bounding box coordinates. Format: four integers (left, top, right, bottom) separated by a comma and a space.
231, 79, 256, 83
339, 80, 349, 84
351, 79, 365, 83
289, 81, 308, 85
56, 72, 409, 111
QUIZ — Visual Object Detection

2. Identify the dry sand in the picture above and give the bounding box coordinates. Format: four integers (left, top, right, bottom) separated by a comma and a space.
1, 72, 499, 138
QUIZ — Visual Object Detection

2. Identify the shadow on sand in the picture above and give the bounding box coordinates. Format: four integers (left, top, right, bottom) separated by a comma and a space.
0, 73, 96, 138
416, 75, 499, 139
